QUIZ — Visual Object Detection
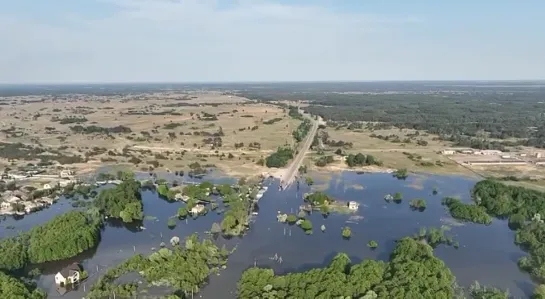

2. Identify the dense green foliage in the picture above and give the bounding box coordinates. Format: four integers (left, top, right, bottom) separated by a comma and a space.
508, 213, 526, 230
300, 219, 312, 232
534, 285, 545, 299
469, 281, 509, 299
342, 226, 352, 238
0, 211, 101, 270
177, 207, 189, 218
315, 155, 334, 167
287, 106, 303, 119
94, 173, 143, 222
70, 124, 131, 134
472, 179, 545, 219
414, 227, 456, 248
393, 168, 409, 179
183, 182, 212, 202
282, 90, 545, 146
442, 197, 492, 225
0, 237, 27, 271
237, 237, 455, 299
515, 222, 545, 281
157, 183, 176, 200
88, 234, 229, 298
292, 119, 312, 142
220, 184, 257, 236
27, 211, 101, 263
0, 272, 46, 299
286, 214, 297, 224
345, 153, 381, 167
409, 199, 427, 211
471, 180, 545, 281
368, 240, 378, 248
265, 147, 294, 168
305, 191, 332, 206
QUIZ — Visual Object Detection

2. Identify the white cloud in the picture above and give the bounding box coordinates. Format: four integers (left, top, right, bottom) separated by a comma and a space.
0, 0, 542, 83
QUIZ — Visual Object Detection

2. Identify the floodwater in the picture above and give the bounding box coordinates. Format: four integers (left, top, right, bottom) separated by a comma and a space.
0, 172, 534, 298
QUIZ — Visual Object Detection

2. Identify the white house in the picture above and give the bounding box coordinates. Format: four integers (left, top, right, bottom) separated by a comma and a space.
348, 201, 360, 211
0, 201, 11, 209
190, 204, 205, 215
478, 150, 502, 156
441, 150, 455, 155
42, 183, 52, 190
55, 263, 81, 287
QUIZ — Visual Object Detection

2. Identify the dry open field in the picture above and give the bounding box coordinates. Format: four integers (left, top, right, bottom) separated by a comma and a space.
305, 126, 472, 176
305, 124, 545, 185
0, 92, 300, 177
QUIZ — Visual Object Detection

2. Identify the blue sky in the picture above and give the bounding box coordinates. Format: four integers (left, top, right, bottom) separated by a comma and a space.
1, 0, 544, 83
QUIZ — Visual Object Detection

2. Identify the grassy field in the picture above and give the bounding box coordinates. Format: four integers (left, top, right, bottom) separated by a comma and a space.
0, 92, 301, 177
307, 125, 545, 187
306, 126, 475, 176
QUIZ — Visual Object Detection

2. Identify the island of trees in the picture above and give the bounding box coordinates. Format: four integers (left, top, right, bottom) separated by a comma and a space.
409, 199, 427, 211
442, 197, 492, 225
88, 234, 230, 298
0, 210, 101, 271
94, 172, 143, 223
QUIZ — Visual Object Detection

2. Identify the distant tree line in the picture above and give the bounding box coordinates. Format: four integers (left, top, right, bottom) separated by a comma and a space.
70, 125, 132, 135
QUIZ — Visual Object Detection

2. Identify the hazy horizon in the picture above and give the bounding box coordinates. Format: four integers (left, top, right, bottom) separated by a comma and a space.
2, 79, 545, 86
1, 0, 544, 83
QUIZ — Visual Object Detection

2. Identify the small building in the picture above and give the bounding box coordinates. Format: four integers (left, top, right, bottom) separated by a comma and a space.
190, 204, 205, 215
520, 153, 528, 157
43, 183, 52, 190
480, 150, 502, 155
536, 152, 543, 158
0, 201, 11, 209
348, 201, 360, 211
55, 263, 82, 287
59, 170, 74, 179
501, 155, 511, 159
461, 150, 473, 154
441, 150, 455, 155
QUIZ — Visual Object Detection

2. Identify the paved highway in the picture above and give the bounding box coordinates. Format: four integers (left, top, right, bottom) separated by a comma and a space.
280, 114, 319, 190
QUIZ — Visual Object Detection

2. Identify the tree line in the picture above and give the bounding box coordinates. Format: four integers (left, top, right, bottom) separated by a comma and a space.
471, 179, 545, 287
238, 236, 508, 299
241, 89, 545, 148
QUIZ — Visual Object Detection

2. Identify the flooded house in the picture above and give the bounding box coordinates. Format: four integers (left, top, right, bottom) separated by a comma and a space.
348, 201, 360, 211
190, 204, 206, 215
55, 262, 83, 294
